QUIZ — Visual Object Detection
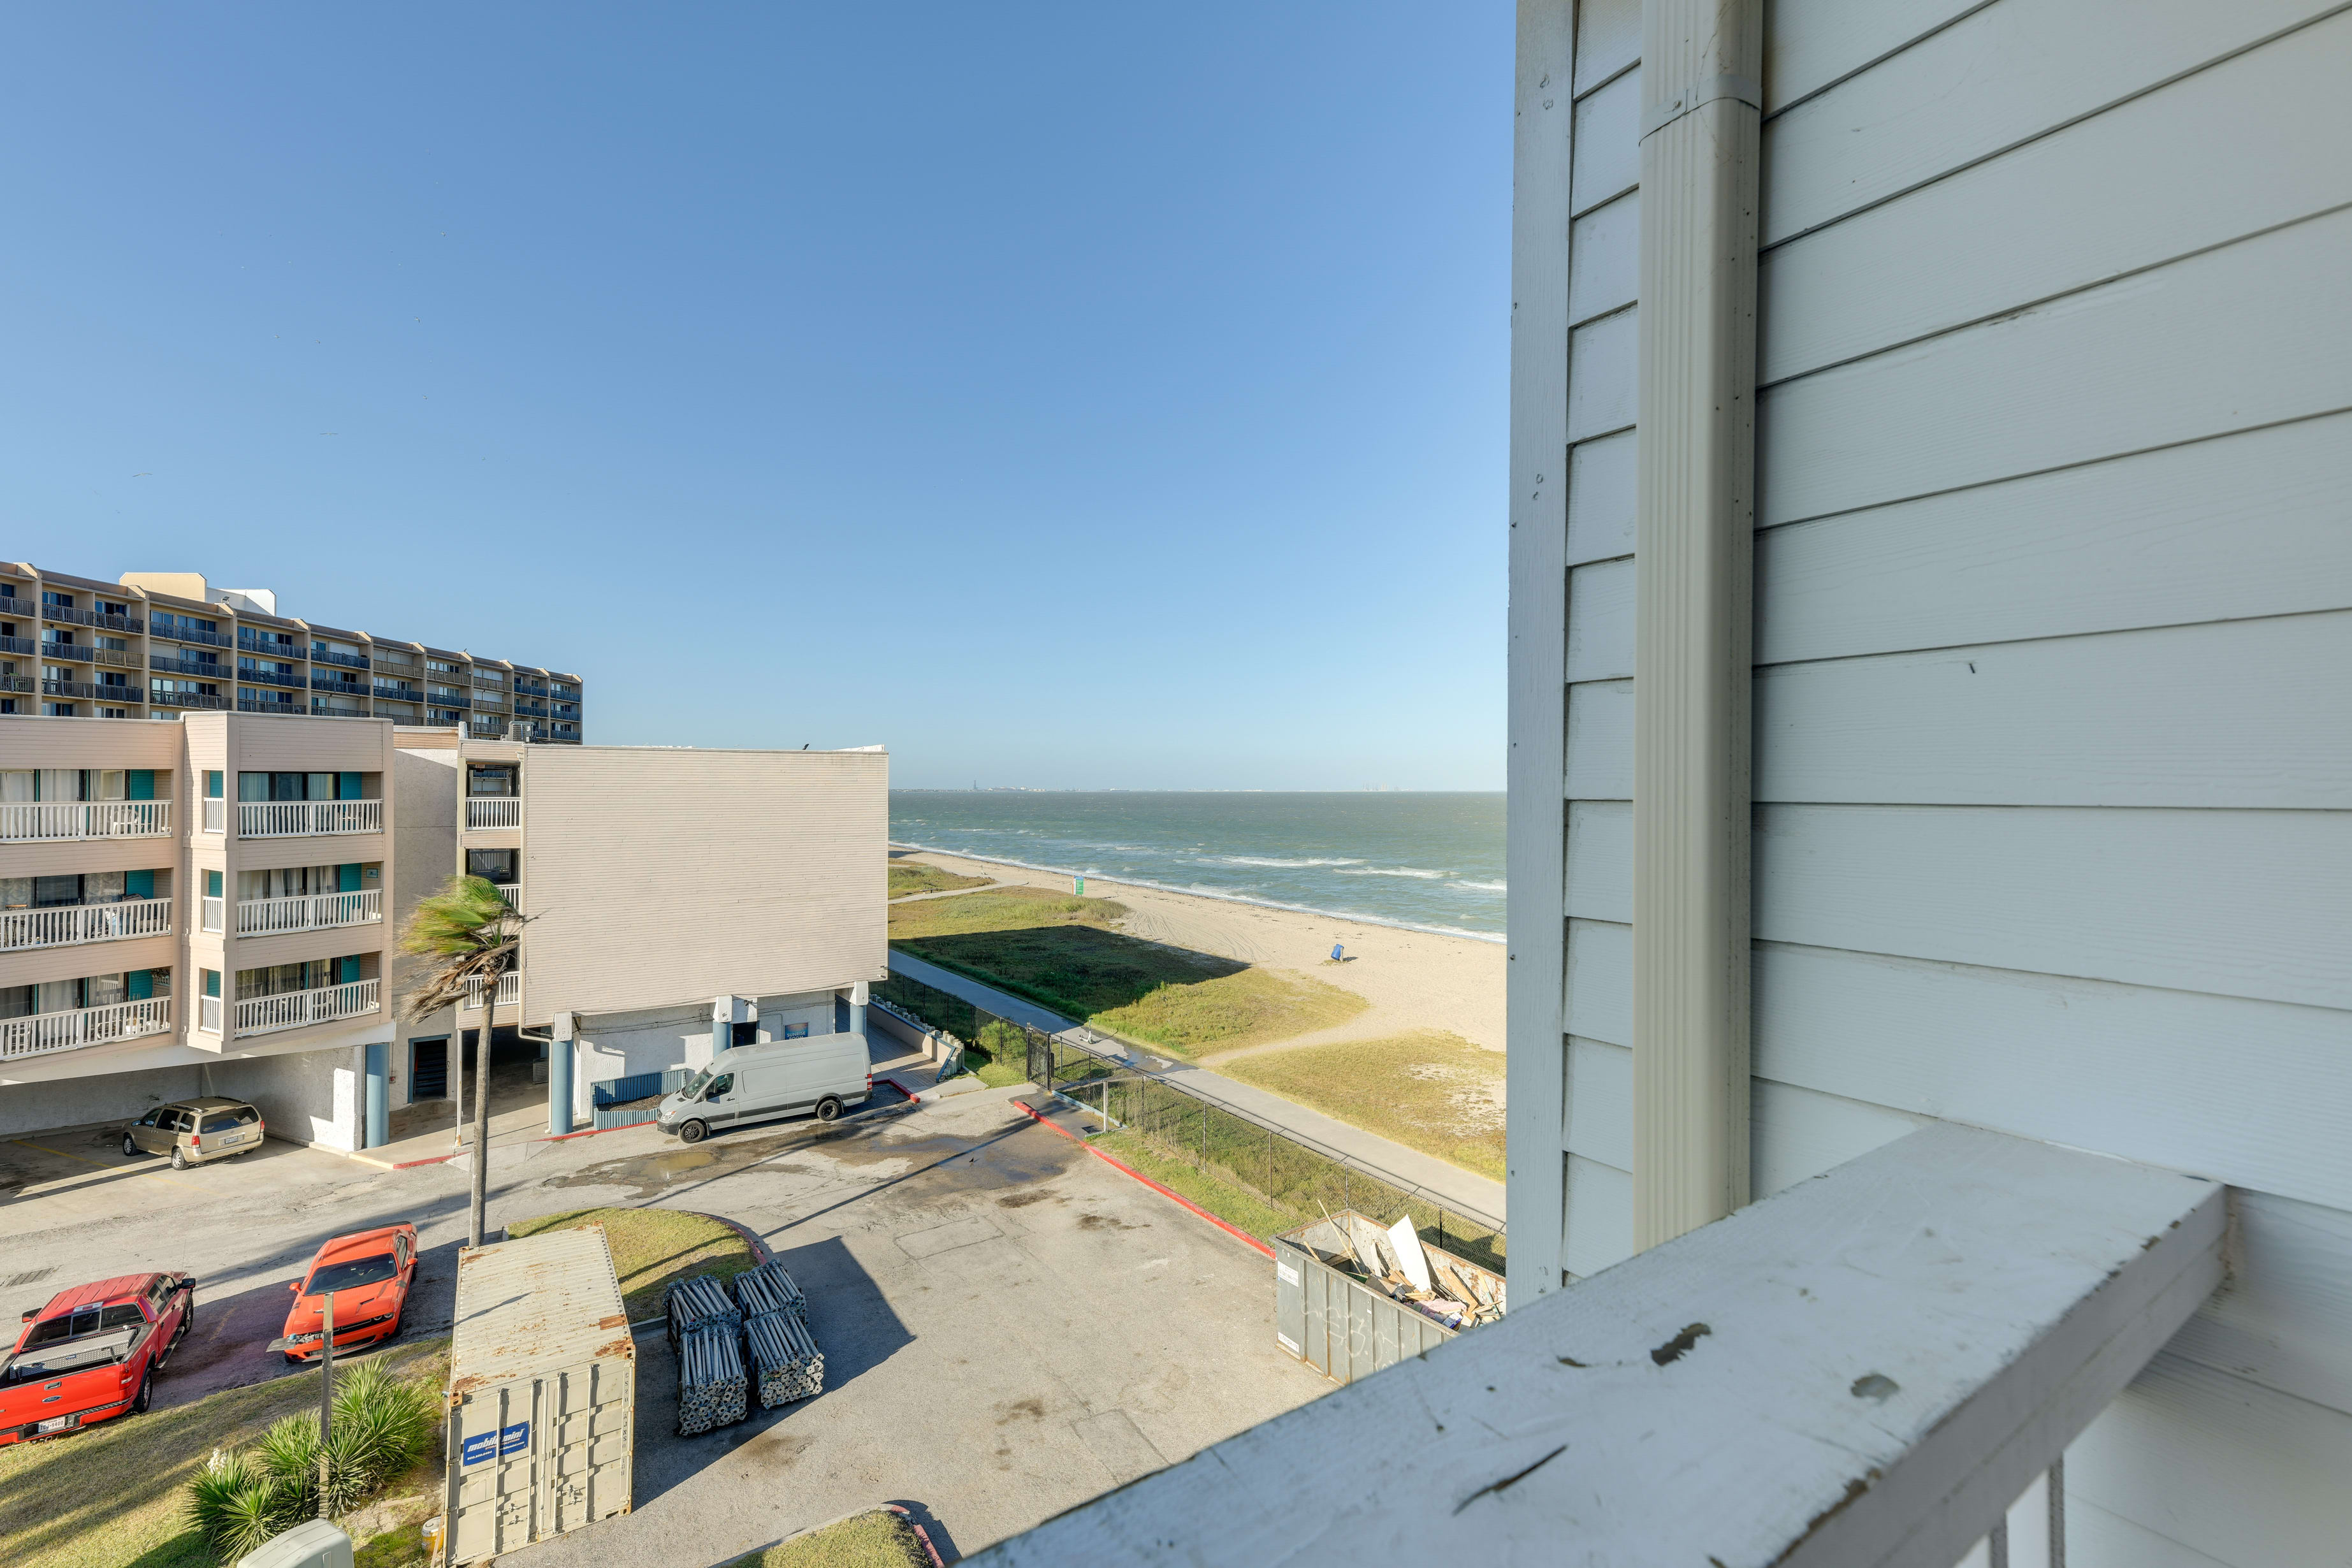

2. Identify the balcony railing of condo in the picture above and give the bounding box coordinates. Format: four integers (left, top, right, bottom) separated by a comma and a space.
238, 699, 301, 713
40, 681, 115, 701
458, 971, 521, 1011
0, 801, 173, 841
32, 642, 136, 669
1, 996, 171, 1061
493, 883, 520, 908
551, 683, 579, 699
234, 977, 378, 1037
41, 603, 144, 634
310, 702, 367, 719
425, 690, 473, 710
236, 889, 382, 936
372, 683, 426, 702
0, 635, 37, 657
152, 689, 233, 710
151, 652, 228, 676
514, 679, 549, 697
467, 718, 508, 739
466, 798, 521, 830
153, 623, 235, 650
0, 675, 35, 693
238, 799, 383, 838
310, 673, 368, 693
236, 665, 306, 690
236, 630, 302, 653
514, 699, 549, 717
311, 648, 370, 671
0, 896, 173, 952
552, 703, 580, 720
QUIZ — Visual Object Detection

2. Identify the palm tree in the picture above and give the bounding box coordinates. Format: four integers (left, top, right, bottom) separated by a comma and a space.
399, 875, 528, 1248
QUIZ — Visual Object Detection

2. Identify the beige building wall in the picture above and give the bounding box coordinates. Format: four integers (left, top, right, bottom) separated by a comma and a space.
504, 744, 887, 1024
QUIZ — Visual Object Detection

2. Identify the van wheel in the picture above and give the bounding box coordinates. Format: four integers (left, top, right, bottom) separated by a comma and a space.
677, 1120, 708, 1144
170, 1147, 188, 1171
815, 1097, 843, 1124
122, 1133, 140, 1158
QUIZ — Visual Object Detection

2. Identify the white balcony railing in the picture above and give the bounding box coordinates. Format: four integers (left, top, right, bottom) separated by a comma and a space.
238, 799, 382, 838
203, 798, 225, 832
233, 978, 380, 1038
461, 971, 522, 1012
493, 883, 521, 908
0, 801, 171, 842
200, 994, 221, 1033
201, 896, 224, 932
0, 897, 173, 952
236, 889, 382, 936
466, 797, 521, 830
0, 997, 173, 1061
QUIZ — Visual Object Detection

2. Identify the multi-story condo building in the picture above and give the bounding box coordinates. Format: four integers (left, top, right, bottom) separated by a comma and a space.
0, 710, 887, 1156
0, 563, 584, 743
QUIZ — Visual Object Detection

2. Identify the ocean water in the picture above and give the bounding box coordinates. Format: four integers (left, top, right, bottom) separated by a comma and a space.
890, 792, 1506, 941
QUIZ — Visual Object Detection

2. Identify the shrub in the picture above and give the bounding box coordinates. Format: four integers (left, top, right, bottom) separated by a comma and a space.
184, 1363, 440, 1558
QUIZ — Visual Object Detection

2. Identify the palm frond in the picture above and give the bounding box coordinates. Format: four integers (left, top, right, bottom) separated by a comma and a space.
397, 874, 532, 1023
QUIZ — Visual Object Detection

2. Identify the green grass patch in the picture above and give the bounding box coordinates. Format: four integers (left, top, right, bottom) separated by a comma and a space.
887, 860, 991, 899
507, 1207, 757, 1321
1092, 1130, 1302, 1240
1091, 968, 1367, 1056
730, 1507, 934, 1568
887, 884, 1128, 941
0, 1340, 447, 1568
1221, 1031, 1506, 1180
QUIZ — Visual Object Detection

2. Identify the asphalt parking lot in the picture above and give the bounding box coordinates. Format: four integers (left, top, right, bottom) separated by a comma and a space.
0, 1084, 1329, 1562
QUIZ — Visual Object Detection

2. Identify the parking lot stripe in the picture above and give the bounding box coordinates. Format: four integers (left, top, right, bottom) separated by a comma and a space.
11, 1138, 212, 1196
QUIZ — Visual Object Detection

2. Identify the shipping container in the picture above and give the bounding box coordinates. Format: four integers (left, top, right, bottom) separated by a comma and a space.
442, 1226, 636, 1565
1273, 1210, 1505, 1386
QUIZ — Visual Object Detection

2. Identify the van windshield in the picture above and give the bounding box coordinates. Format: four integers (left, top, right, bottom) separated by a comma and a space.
680, 1068, 715, 1100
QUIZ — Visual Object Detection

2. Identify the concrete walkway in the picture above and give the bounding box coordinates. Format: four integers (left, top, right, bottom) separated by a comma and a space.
886, 950, 1504, 1226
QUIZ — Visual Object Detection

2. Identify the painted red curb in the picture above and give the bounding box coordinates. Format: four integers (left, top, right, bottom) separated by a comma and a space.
885, 1504, 947, 1568
1014, 1100, 1277, 1260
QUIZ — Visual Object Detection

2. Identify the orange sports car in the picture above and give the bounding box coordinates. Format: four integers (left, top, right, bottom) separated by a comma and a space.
278, 1224, 419, 1363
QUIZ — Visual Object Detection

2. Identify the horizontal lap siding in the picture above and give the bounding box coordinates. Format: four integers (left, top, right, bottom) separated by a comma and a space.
1541, 2, 1644, 1286
1759, 0, 2352, 1561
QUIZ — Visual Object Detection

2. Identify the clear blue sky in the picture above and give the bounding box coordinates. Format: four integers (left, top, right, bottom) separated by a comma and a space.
4, 5, 1511, 790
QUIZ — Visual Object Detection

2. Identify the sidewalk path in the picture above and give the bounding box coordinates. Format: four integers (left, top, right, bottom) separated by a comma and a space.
886, 950, 1504, 1226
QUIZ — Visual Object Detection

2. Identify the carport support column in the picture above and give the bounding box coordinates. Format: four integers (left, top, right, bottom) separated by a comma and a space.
549, 1011, 575, 1136
711, 996, 732, 1062
1632, 0, 1762, 1252
848, 980, 869, 1040
363, 1042, 389, 1150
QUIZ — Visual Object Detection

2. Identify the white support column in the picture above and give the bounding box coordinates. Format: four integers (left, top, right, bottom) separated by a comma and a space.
1502, 0, 1578, 1302
1630, 0, 1763, 1251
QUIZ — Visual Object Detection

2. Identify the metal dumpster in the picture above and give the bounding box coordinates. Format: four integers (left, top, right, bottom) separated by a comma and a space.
443, 1226, 636, 1564
1273, 1210, 1506, 1385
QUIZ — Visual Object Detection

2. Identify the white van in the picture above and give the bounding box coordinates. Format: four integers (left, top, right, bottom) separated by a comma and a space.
655, 1033, 874, 1143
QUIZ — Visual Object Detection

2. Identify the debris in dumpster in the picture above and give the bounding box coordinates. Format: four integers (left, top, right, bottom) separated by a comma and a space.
1387, 1216, 1435, 1295
733, 1259, 809, 1329
1298, 1210, 1507, 1327
677, 1322, 748, 1435
744, 1309, 825, 1407
665, 1274, 743, 1347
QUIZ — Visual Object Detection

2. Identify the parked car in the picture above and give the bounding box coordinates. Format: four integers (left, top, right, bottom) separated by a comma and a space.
122, 1097, 265, 1168
1, 1271, 195, 1444
656, 1033, 873, 1143
279, 1224, 419, 1363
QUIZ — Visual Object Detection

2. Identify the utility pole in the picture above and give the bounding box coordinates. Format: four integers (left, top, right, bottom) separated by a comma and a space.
466, 975, 490, 1249
317, 1291, 335, 1518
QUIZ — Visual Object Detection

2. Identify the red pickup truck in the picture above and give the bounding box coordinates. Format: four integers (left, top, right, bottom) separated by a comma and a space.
1, 1271, 195, 1444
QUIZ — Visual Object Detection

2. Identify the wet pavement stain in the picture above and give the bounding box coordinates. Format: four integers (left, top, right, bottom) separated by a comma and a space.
541, 1113, 1082, 1203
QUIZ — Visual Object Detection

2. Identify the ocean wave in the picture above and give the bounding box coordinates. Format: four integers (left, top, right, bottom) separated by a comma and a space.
1449, 879, 1507, 893
1214, 855, 1367, 869
1333, 865, 1448, 880
887, 841, 1504, 943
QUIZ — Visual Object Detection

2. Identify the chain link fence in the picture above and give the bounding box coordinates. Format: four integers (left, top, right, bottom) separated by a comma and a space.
1002, 1012, 1505, 1275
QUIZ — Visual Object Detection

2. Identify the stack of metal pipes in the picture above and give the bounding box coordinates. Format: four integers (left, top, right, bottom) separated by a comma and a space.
743, 1309, 825, 1407
676, 1323, 748, 1435
664, 1274, 743, 1348
733, 1259, 809, 1330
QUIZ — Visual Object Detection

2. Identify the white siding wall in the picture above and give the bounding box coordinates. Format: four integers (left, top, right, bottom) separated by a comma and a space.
1512, 1, 2352, 1561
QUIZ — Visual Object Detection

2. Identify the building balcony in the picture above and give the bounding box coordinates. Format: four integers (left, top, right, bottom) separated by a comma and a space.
467, 716, 508, 738
238, 799, 382, 838
494, 883, 521, 908
426, 692, 473, 711
41, 680, 115, 701
311, 673, 368, 694
235, 889, 382, 936
38, 644, 140, 670
154, 624, 235, 650
236, 667, 306, 690
238, 698, 301, 713
151, 689, 232, 711
1, 996, 171, 1061
0, 635, 34, 657
42, 604, 143, 634
0, 897, 172, 952
312, 648, 370, 671
515, 681, 549, 698
0, 801, 171, 841
372, 684, 426, 704
514, 700, 550, 717
458, 971, 520, 1012
232, 978, 379, 1038
151, 653, 228, 677
310, 701, 368, 719
465, 798, 521, 831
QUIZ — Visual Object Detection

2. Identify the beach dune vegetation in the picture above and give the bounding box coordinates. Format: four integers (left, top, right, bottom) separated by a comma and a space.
1222, 1030, 1506, 1180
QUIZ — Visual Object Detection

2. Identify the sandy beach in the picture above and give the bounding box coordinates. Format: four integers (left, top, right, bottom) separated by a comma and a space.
890, 847, 1505, 1060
